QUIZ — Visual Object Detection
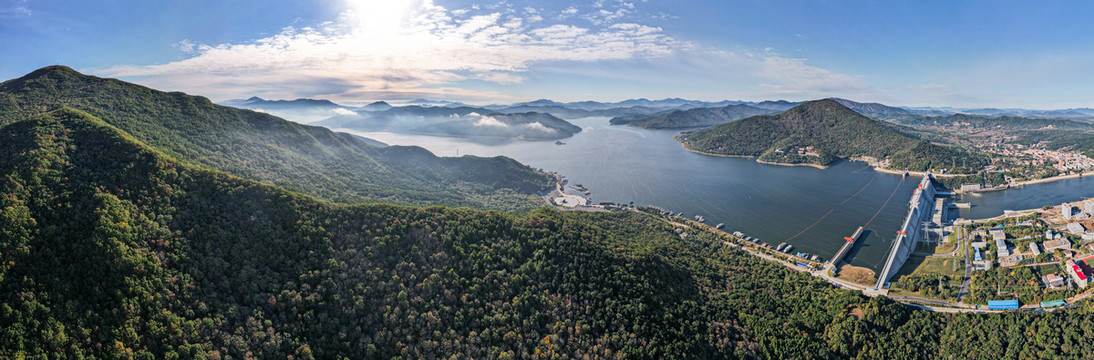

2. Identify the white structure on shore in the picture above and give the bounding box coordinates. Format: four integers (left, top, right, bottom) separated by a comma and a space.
1063, 202, 1076, 220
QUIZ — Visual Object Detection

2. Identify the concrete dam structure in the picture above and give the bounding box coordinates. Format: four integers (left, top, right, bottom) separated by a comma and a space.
875, 175, 936, 289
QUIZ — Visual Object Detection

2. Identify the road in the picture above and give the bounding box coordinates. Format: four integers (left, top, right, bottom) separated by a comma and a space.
957, 226, 972, 302
648, 209, 1094, 314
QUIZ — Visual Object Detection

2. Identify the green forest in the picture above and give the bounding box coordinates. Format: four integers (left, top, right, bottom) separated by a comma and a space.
677, 100, 987, 172
0, 66, 553, 211
7, 68, 1094, 359
609, 105, 772, 129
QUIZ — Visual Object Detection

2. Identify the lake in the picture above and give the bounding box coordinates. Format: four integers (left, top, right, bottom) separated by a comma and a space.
338, 117, 1094, 271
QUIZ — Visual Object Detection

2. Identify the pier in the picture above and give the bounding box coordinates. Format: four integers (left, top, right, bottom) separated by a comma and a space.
828, 226, 865, 272
874, 175, 936, 289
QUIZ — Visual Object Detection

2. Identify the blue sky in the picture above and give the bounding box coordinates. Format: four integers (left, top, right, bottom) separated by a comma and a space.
3, 0, 1094, 108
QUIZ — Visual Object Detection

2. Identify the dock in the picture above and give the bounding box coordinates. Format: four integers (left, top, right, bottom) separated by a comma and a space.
828, 226, 865, 272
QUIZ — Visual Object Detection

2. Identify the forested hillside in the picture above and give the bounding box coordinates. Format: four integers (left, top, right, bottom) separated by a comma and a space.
678, 99, 986, 172
5, 108, 1094, 359
609, 104, 772, 129
0, 66, 552, 210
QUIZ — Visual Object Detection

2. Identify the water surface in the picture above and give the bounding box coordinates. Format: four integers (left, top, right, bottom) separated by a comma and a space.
340, 117, 1094, 271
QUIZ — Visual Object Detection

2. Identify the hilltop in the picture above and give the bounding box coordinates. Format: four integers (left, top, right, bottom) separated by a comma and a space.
609, 104, 774, 129
677, 99, 985, 172
0, 66, 552, 210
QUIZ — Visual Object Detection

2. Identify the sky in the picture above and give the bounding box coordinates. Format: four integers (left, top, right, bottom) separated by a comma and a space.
3, 0, 1094, 108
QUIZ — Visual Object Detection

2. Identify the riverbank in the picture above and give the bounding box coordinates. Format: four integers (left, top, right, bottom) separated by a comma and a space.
675, 136, 829, 169
848, 156, 967, 178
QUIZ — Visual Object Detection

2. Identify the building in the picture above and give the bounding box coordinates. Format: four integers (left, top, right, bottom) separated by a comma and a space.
1086, 200, 1094, 215
1067, 222, 1086, 235
1067, 259, 1089, 288
971, 241, 988, 248
974, 247, 984, 261
1046, 230, 1054, 239
1045, 273, 1067, 288
990, 228, 1006, 241
960, 183, 983, 192
1063, 203, 1075, 220
1045, 238, 1072, 252
996, 238, 1010, 257
1030, 242, 1042, 256
987, 299, 1020, 310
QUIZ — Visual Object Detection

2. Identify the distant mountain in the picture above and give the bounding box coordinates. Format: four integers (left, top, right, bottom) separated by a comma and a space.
224, 96, 343, 110
609, 104, 774, 129
222, 96, 353, 123
677, 99, 984, 172
315, 105, 498, 130
751, 100, 802, 111
494, 105, 665, 119
414, 112, 582, 140
360, 100, 393, 111
907, 106, 1094, 121
0, 66, 552, 210
830, 98, 914, 120
894, 113, 1094, 130
314, 105, 582, 140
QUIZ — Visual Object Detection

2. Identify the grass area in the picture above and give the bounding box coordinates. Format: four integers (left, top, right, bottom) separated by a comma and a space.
916, 241, 958, 255
835, 265, 877, 285
893, 255, 964, 279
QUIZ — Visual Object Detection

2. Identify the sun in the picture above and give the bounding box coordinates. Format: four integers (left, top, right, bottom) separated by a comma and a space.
341, 0, 421, 32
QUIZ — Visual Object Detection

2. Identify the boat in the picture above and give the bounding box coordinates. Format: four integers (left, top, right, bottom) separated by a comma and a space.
783, 245, 793, 253
555, 141, 565, 145
716, 223, 725, 229
776, 243, 787, 251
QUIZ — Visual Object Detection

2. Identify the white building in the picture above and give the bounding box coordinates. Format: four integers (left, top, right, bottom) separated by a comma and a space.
1068, 222, 1086, 235
1063, 203, 1075, 220
996, 238, 1010, 257
1029, 242, 1042, 256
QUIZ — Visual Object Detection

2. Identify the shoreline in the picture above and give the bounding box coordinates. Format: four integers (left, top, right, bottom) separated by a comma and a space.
675, 136, 829, 169
954, 171, 1094, 194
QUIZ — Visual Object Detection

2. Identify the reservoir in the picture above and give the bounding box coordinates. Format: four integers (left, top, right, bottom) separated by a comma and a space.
338, 117, 1094, 272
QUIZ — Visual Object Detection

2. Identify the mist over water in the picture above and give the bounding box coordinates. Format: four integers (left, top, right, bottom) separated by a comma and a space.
339, 117, 1093, 272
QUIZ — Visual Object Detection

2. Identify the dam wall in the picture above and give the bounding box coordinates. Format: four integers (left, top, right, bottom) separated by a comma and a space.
875, 175, 936, 289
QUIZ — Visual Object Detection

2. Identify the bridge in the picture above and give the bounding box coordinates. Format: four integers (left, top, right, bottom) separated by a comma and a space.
874, 175, 936, 289
827, 226, 865, 273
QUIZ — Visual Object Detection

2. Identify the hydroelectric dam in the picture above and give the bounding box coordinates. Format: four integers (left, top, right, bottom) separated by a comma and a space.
874, 175, 937, 289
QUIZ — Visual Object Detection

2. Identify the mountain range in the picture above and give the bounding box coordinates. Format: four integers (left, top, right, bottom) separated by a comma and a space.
0, 66, 552, 210
5, 65, 1094, 358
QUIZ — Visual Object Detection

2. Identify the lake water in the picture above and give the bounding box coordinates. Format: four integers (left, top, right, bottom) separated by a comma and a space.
338, 117, 1094, 271
955, 177, 1094, 219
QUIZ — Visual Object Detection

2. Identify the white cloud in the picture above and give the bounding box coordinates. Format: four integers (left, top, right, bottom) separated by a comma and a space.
97, 0, 678, 103
755, 56, 868, 95
330, 107, 357, 116
473, 115, 509, 127
521, 121, 558, 134
0, 0, 31, 17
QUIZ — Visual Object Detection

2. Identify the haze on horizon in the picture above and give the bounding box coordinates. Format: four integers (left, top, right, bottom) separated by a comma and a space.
3, 0, 1094, 109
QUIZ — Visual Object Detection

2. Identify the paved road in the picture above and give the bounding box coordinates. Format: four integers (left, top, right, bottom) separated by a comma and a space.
957, 226, 972, 302
659, 213, 1094, 314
